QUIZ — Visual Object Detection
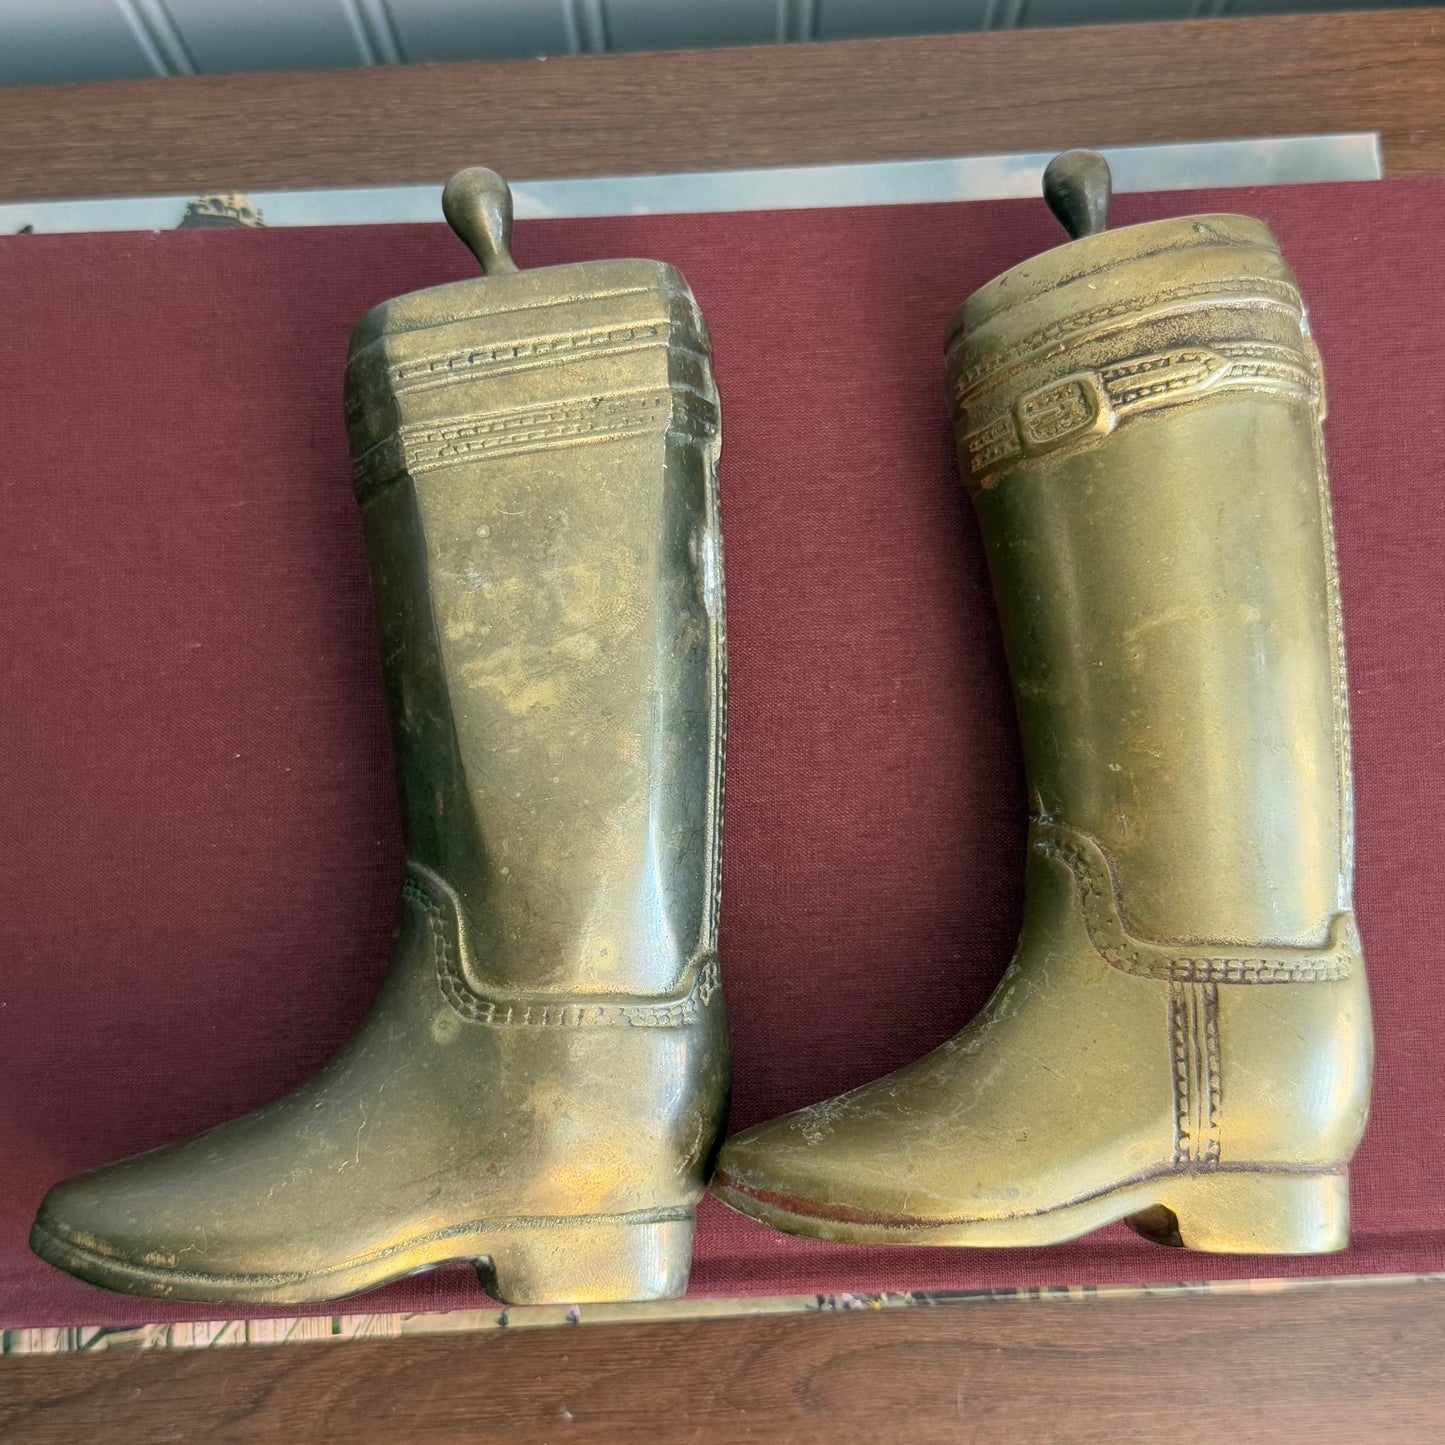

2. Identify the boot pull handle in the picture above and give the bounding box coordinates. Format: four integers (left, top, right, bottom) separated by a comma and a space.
1043, 150, 1112, 240
443, 167, 520, 276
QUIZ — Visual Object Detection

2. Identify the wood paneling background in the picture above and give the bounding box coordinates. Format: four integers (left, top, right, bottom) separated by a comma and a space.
0, 0, 1434, 88
0, 8, 1442, 204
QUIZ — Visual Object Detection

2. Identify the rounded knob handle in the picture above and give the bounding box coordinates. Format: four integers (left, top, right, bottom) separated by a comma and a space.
1043, 150, 1112, 240
442, 167, 520, 275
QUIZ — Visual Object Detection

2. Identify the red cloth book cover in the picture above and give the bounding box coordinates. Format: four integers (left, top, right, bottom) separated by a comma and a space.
1, 179, 1443, 1328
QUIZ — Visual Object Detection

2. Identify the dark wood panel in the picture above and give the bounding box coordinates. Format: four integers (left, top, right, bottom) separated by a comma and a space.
0, 10, 1441, 204
3, 1284, 1444, 1443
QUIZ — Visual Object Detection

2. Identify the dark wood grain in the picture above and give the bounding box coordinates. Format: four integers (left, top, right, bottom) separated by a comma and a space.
4, 1284, 1444, 1443
0, 9, 1441, 204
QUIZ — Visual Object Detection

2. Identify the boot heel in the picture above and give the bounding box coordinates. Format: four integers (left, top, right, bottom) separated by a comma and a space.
474, 1212, 694, 1305
1127, 1170, 1349, 1254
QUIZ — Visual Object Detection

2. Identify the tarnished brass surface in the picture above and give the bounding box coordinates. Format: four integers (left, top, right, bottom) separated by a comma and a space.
31, 169, 729, 1305
714, 153, 1371, 1254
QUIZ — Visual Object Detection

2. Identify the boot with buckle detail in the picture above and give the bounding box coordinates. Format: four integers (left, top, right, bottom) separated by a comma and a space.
713, 152, 1371, 1255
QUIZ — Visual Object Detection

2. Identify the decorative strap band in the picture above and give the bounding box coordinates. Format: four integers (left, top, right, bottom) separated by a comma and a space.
1035, 820, 1357, 985
403, 861, 721, 1029
952, 275, 1303, 398
961, 338, 1320, 487
352, 385, 719, 502
380, 323, 678, 398
1170, 980, 1222, 1167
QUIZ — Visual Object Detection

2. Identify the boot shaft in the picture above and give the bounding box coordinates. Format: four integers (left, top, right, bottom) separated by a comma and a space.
946, 214, 1352, 947
346, 250, 723, 997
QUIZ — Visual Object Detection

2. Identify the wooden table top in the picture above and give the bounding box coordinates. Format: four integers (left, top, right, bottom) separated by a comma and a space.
4, 9, 1444, 1440
5, 1282, 1444, 1442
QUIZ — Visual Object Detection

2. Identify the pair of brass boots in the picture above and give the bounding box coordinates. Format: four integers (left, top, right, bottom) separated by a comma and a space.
30, 155, 1371, 1307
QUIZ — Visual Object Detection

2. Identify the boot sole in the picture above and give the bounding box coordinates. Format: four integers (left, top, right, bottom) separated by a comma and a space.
712, 1166, 1349, 1254
30, 1207, 695, 1306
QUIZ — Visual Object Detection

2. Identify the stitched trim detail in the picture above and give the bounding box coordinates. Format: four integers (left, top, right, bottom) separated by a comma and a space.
386, 324, 673, 393
960, 339, 1318, 484
953, 276, 1302, 399
402, 862, 721, 1029
706, 456, 726, 953
1170, 981, 1222, 1167
352, 387, 720, 502
1035, 820, 1357, 984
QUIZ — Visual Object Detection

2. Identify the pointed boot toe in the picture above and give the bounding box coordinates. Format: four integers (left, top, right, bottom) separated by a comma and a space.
711, 1069, 1016, 1246
712, 1119, 907, 1242
29, 1102, 389, 1302
30, 1161, 153, 1292
29, 1125, 288, 1299
712, 1114, 844, 1229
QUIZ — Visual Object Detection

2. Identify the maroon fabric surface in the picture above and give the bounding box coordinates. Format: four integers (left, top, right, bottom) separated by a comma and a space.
2, 180, 1443, 1328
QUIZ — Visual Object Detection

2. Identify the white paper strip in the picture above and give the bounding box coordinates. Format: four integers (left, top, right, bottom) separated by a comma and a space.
0, 133, 1381, 235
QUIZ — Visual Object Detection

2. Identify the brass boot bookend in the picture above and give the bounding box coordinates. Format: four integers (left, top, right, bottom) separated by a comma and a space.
31, 169, 729, 1304
714, 151, 1371, 1255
